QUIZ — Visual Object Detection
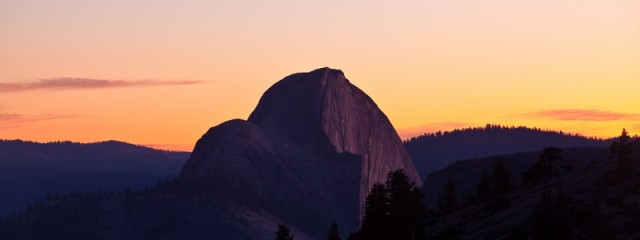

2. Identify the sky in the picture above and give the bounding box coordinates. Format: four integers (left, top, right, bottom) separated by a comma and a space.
1, 0, 639, 151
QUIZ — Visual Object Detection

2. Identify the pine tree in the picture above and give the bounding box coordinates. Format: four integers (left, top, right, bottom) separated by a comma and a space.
532, 192, 571, 240
523, 147, 563, 186
360, 183, 388, 240
618, 128, 632, 162
539, 146, 563, 175
609, 140, 619, 159
386, 170, 427, 240
327, 222, 341, 240
531, 189, 611, 240
275, 224, 294, 240
477, 171, 493, 200
440, 177, 457, 213
608, 129, 637, 181
491, 158, 515, 195
358, 169, 427, 240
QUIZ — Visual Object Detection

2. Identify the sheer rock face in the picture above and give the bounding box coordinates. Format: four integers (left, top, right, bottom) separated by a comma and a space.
247, 67, 422, 207
179, 67, 421, 237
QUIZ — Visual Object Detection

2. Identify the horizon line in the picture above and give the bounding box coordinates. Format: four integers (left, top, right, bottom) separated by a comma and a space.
398, 123, 621, 141
4, 122, 632, 152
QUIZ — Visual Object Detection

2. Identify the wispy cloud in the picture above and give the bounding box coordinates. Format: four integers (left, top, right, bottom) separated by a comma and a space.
0, 113, 77, 128
0, 77, 201, 92
397, 121, 470, 139
522, 109, 639, 122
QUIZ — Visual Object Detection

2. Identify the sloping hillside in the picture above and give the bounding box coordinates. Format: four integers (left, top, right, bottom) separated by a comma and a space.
0, 140, 188, 217
423, 138, 640, 239
405, 124, 609, 178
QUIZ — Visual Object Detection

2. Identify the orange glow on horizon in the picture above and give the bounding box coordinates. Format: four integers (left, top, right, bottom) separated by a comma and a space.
1, 0, 638, 150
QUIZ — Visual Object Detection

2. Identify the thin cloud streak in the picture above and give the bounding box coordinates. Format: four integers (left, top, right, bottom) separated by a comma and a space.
0, 78, 201, 92
0, 113, 77, 128
522, 109, 639, 122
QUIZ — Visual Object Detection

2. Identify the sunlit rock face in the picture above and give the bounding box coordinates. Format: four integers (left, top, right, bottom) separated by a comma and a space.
248, 67, 422, 206
179, 67, 421, 238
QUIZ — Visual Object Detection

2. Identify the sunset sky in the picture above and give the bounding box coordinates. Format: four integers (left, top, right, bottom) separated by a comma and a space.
1, 0, 639, 151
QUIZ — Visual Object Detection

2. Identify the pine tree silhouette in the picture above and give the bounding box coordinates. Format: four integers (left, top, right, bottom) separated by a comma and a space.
275, 224, 294, 240
360, 183, 389, 240
491, 158, 515, 194
523, 147, 563, 186
477, 171, 493, 200
618, 128, 632, 162
440, 177, 458, 213
357, 169, 427, 240
327, 222, 341, 240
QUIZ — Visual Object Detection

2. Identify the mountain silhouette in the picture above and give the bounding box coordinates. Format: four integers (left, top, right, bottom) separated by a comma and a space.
0, 139, 188, 217
179, 67, 421, 238
404, 124, 610, 178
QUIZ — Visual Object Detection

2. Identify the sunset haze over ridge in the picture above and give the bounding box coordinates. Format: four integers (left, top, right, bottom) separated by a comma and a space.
1, 0, 639, 151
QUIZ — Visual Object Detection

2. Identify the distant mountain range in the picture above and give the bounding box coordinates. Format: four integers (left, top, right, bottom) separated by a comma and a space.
404, 124, 611, 178
0, 139, 188, 217
0, 68, 629, 239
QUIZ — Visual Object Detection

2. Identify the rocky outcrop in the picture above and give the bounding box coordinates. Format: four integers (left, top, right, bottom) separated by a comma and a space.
180, 119, 278, 184
248, 67, 421, 205
179, 67, 421, 238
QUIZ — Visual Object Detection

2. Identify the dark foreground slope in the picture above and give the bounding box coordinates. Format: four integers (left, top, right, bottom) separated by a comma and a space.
422, 139, 640, 239
405, 125, 609, 178
0, 182, 315, 240
5, 143, 639, 240
0, 140, 188, 217
421, 147, 607, 209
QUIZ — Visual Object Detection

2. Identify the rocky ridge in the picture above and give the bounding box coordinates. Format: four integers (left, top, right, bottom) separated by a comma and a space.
179, 67, 421, 237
